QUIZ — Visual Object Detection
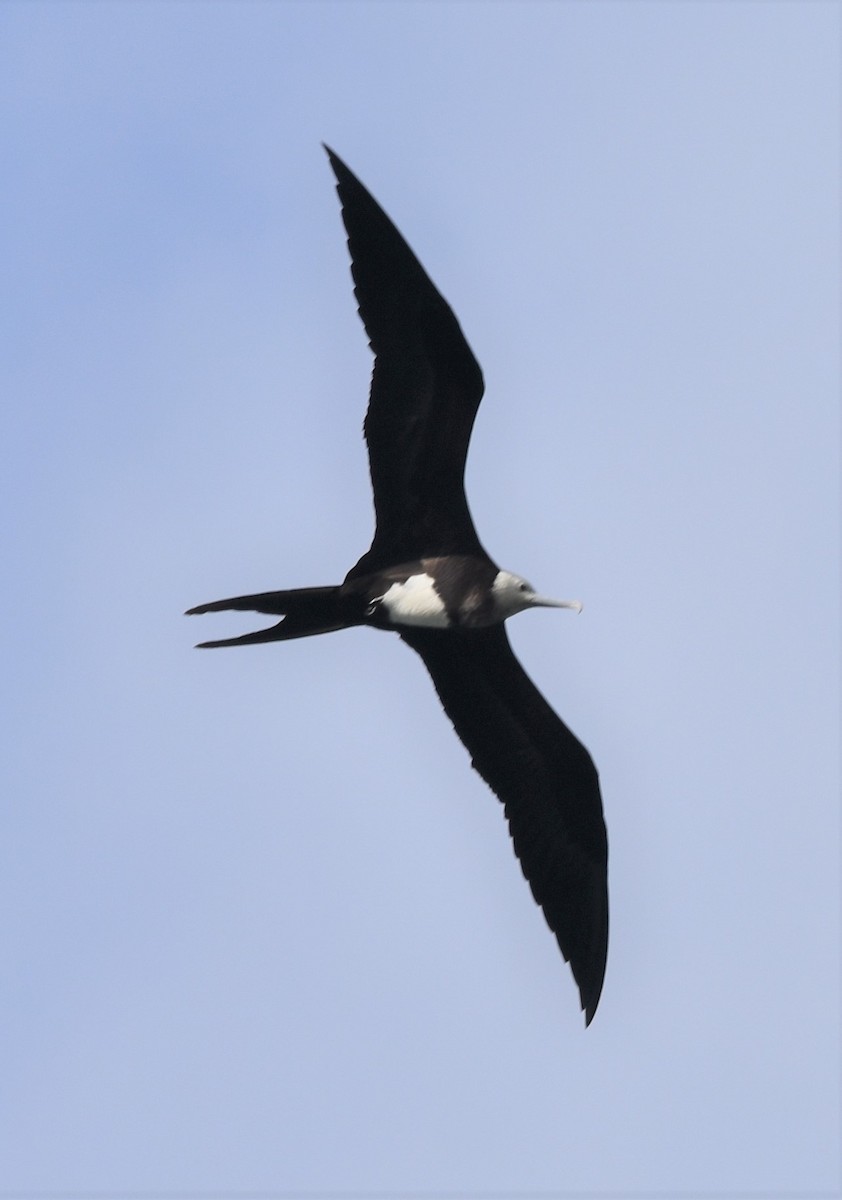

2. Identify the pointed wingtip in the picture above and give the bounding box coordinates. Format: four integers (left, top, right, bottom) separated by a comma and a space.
581, 986, 600, 1027
323, 143, 344, 174
581, 965, 605, 1027
323, 145, 360, 193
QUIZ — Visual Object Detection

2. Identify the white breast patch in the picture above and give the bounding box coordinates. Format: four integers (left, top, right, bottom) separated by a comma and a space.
378, 573, 450, 628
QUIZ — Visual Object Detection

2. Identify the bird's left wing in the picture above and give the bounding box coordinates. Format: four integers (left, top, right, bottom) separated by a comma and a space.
399, 624, 608, 1024
324, 147, 487, 576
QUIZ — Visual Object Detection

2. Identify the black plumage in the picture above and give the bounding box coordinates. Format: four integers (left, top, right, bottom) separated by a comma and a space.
399, 625, 607, 1023
188, 147, 608, 1023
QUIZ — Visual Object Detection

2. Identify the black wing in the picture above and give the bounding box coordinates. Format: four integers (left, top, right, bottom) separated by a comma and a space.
399, 624, 608, 1024
324, 147, 488, 577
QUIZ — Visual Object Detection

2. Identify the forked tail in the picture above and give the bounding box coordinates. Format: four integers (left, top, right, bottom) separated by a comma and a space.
186, 586, 354, 648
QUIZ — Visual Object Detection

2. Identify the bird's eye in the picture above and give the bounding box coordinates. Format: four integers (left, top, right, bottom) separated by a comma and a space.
519, 582, 529, 592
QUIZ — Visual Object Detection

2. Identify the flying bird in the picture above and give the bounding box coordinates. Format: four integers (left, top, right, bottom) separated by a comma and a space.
188, 147, 608, 1024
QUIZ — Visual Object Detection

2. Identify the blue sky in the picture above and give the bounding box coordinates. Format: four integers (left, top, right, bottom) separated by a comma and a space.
1, 2, 839, 1195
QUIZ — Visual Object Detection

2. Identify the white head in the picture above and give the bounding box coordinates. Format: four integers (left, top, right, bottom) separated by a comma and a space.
491, 569, 583, 621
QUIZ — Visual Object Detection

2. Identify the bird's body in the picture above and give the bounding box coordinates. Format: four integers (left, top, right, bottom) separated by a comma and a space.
188, 147, 608, 1023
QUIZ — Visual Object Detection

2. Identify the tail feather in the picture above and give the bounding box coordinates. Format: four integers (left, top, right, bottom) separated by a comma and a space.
186, 585, 353, 648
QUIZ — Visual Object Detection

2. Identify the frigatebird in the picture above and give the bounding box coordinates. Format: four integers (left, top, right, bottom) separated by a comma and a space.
188, 147, 608, 1024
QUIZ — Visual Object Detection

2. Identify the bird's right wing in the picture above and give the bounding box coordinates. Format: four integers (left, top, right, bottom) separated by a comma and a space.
400, 624, 608, 1024
325, 147, 488, 577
